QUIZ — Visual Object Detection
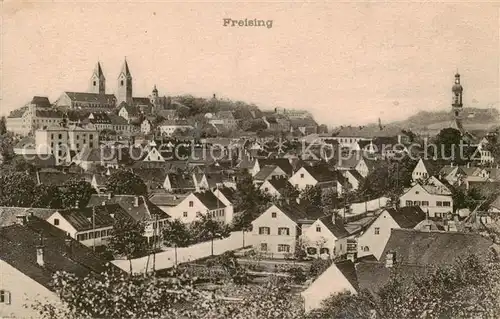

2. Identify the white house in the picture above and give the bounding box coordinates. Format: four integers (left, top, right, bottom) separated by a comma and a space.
259, 178, 296, 199
143, 147, 166, 162
411, 158, 433, 181
341, 170, 365, 192
169, 191, 228, 224
212, 187, 236, 224
288, 165, 347, 194
140, 119, 152, 135
336, 154, 370, 178
399, 181, 453, 219
253, 165, 288, 185
301, 260, 358, 312
301, 215, 349, 258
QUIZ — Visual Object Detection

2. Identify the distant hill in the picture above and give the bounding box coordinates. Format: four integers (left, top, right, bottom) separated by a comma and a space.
391, 107, 499, 134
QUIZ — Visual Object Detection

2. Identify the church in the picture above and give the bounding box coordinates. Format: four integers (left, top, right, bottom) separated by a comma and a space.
54, 59, 168, 112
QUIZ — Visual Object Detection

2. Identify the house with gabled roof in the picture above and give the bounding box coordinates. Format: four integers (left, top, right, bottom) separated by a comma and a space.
118, 102, 140, 123
169, 191, 229, 224
0, 216, 121, 318
302, 214, 350, 258
259, 178, 296, 199
289, 165, 349, 195
250, 202, 325, 258
301, 260, 358, 312
341, 169, 365, 191
253, 165, 288, 186
72, 147, 119, 171
411, 158, 435, 181
86, 194, 170, 241
399, 181, 453, 219
335, 152, 371, 177
131, 168, 169, 192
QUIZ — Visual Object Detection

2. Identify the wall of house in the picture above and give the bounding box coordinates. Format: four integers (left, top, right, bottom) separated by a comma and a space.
143, 148, 165, 162
411, 159, 429, 181
0, 260, 63, 319
288, 167, 317, 191
259, 180, 281, 198
355, 159, 369, 177
46, 212, 78, 238
356, 210, 399, 259
171, 193, 207, 223
400, 186, 453, 218
77, 227, 113, 247
301, 219, 337, 257
250, 206, 297, 258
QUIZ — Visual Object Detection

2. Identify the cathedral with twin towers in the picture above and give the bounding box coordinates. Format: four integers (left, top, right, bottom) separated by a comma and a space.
54, 58, 168, 111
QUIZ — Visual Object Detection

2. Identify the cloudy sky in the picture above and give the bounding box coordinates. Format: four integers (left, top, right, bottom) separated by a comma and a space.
1, 1, 499, 126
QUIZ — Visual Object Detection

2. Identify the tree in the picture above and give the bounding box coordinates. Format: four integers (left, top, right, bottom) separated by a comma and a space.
105, 169, 148, 196
0, 172, 36, 206
0, 116, 6, 135
306, 291, 376, 319
191, 214, 231, 256
59, 179, 95, 208
108, 216, 147, 274
0, 132, 15, 163
163, 219, 191, 266
232, 170, 271, 232
301, 185, 322, 206
32, 184, 62, 208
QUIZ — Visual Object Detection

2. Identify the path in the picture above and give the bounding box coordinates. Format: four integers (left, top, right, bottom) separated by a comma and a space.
112, 231, 244, 273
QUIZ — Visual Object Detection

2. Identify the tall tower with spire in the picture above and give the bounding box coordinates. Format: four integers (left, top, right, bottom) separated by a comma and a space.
452, 72, 463, 117
89, 62, 106, 95
117, 58, 133, 105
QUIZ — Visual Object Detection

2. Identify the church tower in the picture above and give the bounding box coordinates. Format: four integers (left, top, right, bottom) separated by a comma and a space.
452, 72, 463, 117
89, 62, 106, 94
117, 58, 133, 105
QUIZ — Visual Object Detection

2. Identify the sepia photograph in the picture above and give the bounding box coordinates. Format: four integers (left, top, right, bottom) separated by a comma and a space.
1, 1, 500, 318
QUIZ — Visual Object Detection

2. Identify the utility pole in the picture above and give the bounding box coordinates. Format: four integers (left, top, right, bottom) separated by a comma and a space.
152, 214, 158, 274
92, 206, 96, 252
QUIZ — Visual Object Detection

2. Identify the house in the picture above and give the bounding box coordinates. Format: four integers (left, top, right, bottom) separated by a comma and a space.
169, 191, 229, 224
0, 216, 119, 318
109, 114, 134, 135
132, 168, 169, 192
302, 214, 349, 258
86, 194, 170, 242
118, 102, 140, 123
72, 147, 119, 171
54, 91, 116, 111
335, 153, 370, 178
165, 172, 197, 193
194, 172, 234, 191
141, 118, 153, 135
158, 119, 193, 137
46, 204, 130, 247
148, 193, 187, 216
438, 164, 461, 184
259, 178, 296, 198
289, 165, 348, 194
399, 181, 453, 219
208, 111, 237, 129
253, 165, 288, 185
470, 144, 495, 165
0, 207, 57, 227
212, 187, 236, 224
341, 170, 365, 191
411, 158, 434, 181
355, 206, 427, 260
250, 203, 324, 258
301, 260, 358, 312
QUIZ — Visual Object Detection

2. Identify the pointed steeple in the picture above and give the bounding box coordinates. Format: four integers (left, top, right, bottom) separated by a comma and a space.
94, 61, 105, 78
89, 61, 106, 94
119, 57, 132, 79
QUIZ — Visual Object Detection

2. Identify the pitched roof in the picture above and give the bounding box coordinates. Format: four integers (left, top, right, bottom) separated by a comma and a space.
119, 102, 139, 116
385, 206, 426, 229
274, 202, 324, 223
73, 147, 118, 163
319, 215, 349, 238
347, 169, 364, 182
267, 178, 294, 192
64, 92, 116, 105
303, 165, 336, 183
87, 195, 169, 222
0, 217, 118, 291
381, 228, 494, 266
254, 165, 281, 181
167, 173, 196, 190
57, 204, 129, 231
0, 207, 57, 227
8, 107, 27, 118
335, 260, 359, 291
258, 158, 294, 176
36, 109, 64, 118
30, 96, 52, 107
148, 193, 187, 207
119, 59, 132, 78
132, 168, 168, 189
194, 191, 227, 210
132, 97, 152, 107
108, 113, 128, 125
218, 187, 236, 203
37, 171, 84, 186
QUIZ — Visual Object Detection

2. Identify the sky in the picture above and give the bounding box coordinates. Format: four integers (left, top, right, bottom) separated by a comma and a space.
1, 1, 499, 126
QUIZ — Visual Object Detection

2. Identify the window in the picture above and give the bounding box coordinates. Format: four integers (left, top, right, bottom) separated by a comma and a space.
121, 80, 124, 86
364, 246, 370, 252
58, 134, 62, 139
300, 173, 304, 178
278, 227, 290, 236
443, 201, 451, 207
51, 133, 54, 139
0, 290, 11, 304
436, 201, 443, 207
271, 212, 277, 218
278, 244, 290, 253
316, 225, 321, 232
435, 212, 442, 218
54, 219, 59, 226
414, 200, 421, 206
93, 81, 96, 86
422, 201, 429, 206
196, 212, 201, 218
405, 200, 413, 206
258, 227, 270, 235
89, 232, 94, 239
77, 234, 83, 241
189, 201, 194, 207
260, 243, 268, 251
374, 227, 380, 235
183, 212, 188, 218
264, 187, 269, 192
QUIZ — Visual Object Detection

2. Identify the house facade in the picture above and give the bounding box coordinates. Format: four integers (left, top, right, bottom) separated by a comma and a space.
399, 183, 453, 218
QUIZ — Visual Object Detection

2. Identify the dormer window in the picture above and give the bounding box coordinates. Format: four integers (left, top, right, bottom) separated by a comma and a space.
121, 80, 124, 86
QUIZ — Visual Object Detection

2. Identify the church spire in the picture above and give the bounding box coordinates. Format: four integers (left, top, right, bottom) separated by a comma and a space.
117, 57, 133, 105
89, 61, 106, 95
119, 57, 132, 79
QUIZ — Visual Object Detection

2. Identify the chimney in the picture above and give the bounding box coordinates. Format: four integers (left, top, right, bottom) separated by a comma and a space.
36, 235, 45, 267
16, 215, 27, 225
134, 196, 139, 207
346, 252, 356, 263
385, 251, 396, 268
64, 234, 72, 256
